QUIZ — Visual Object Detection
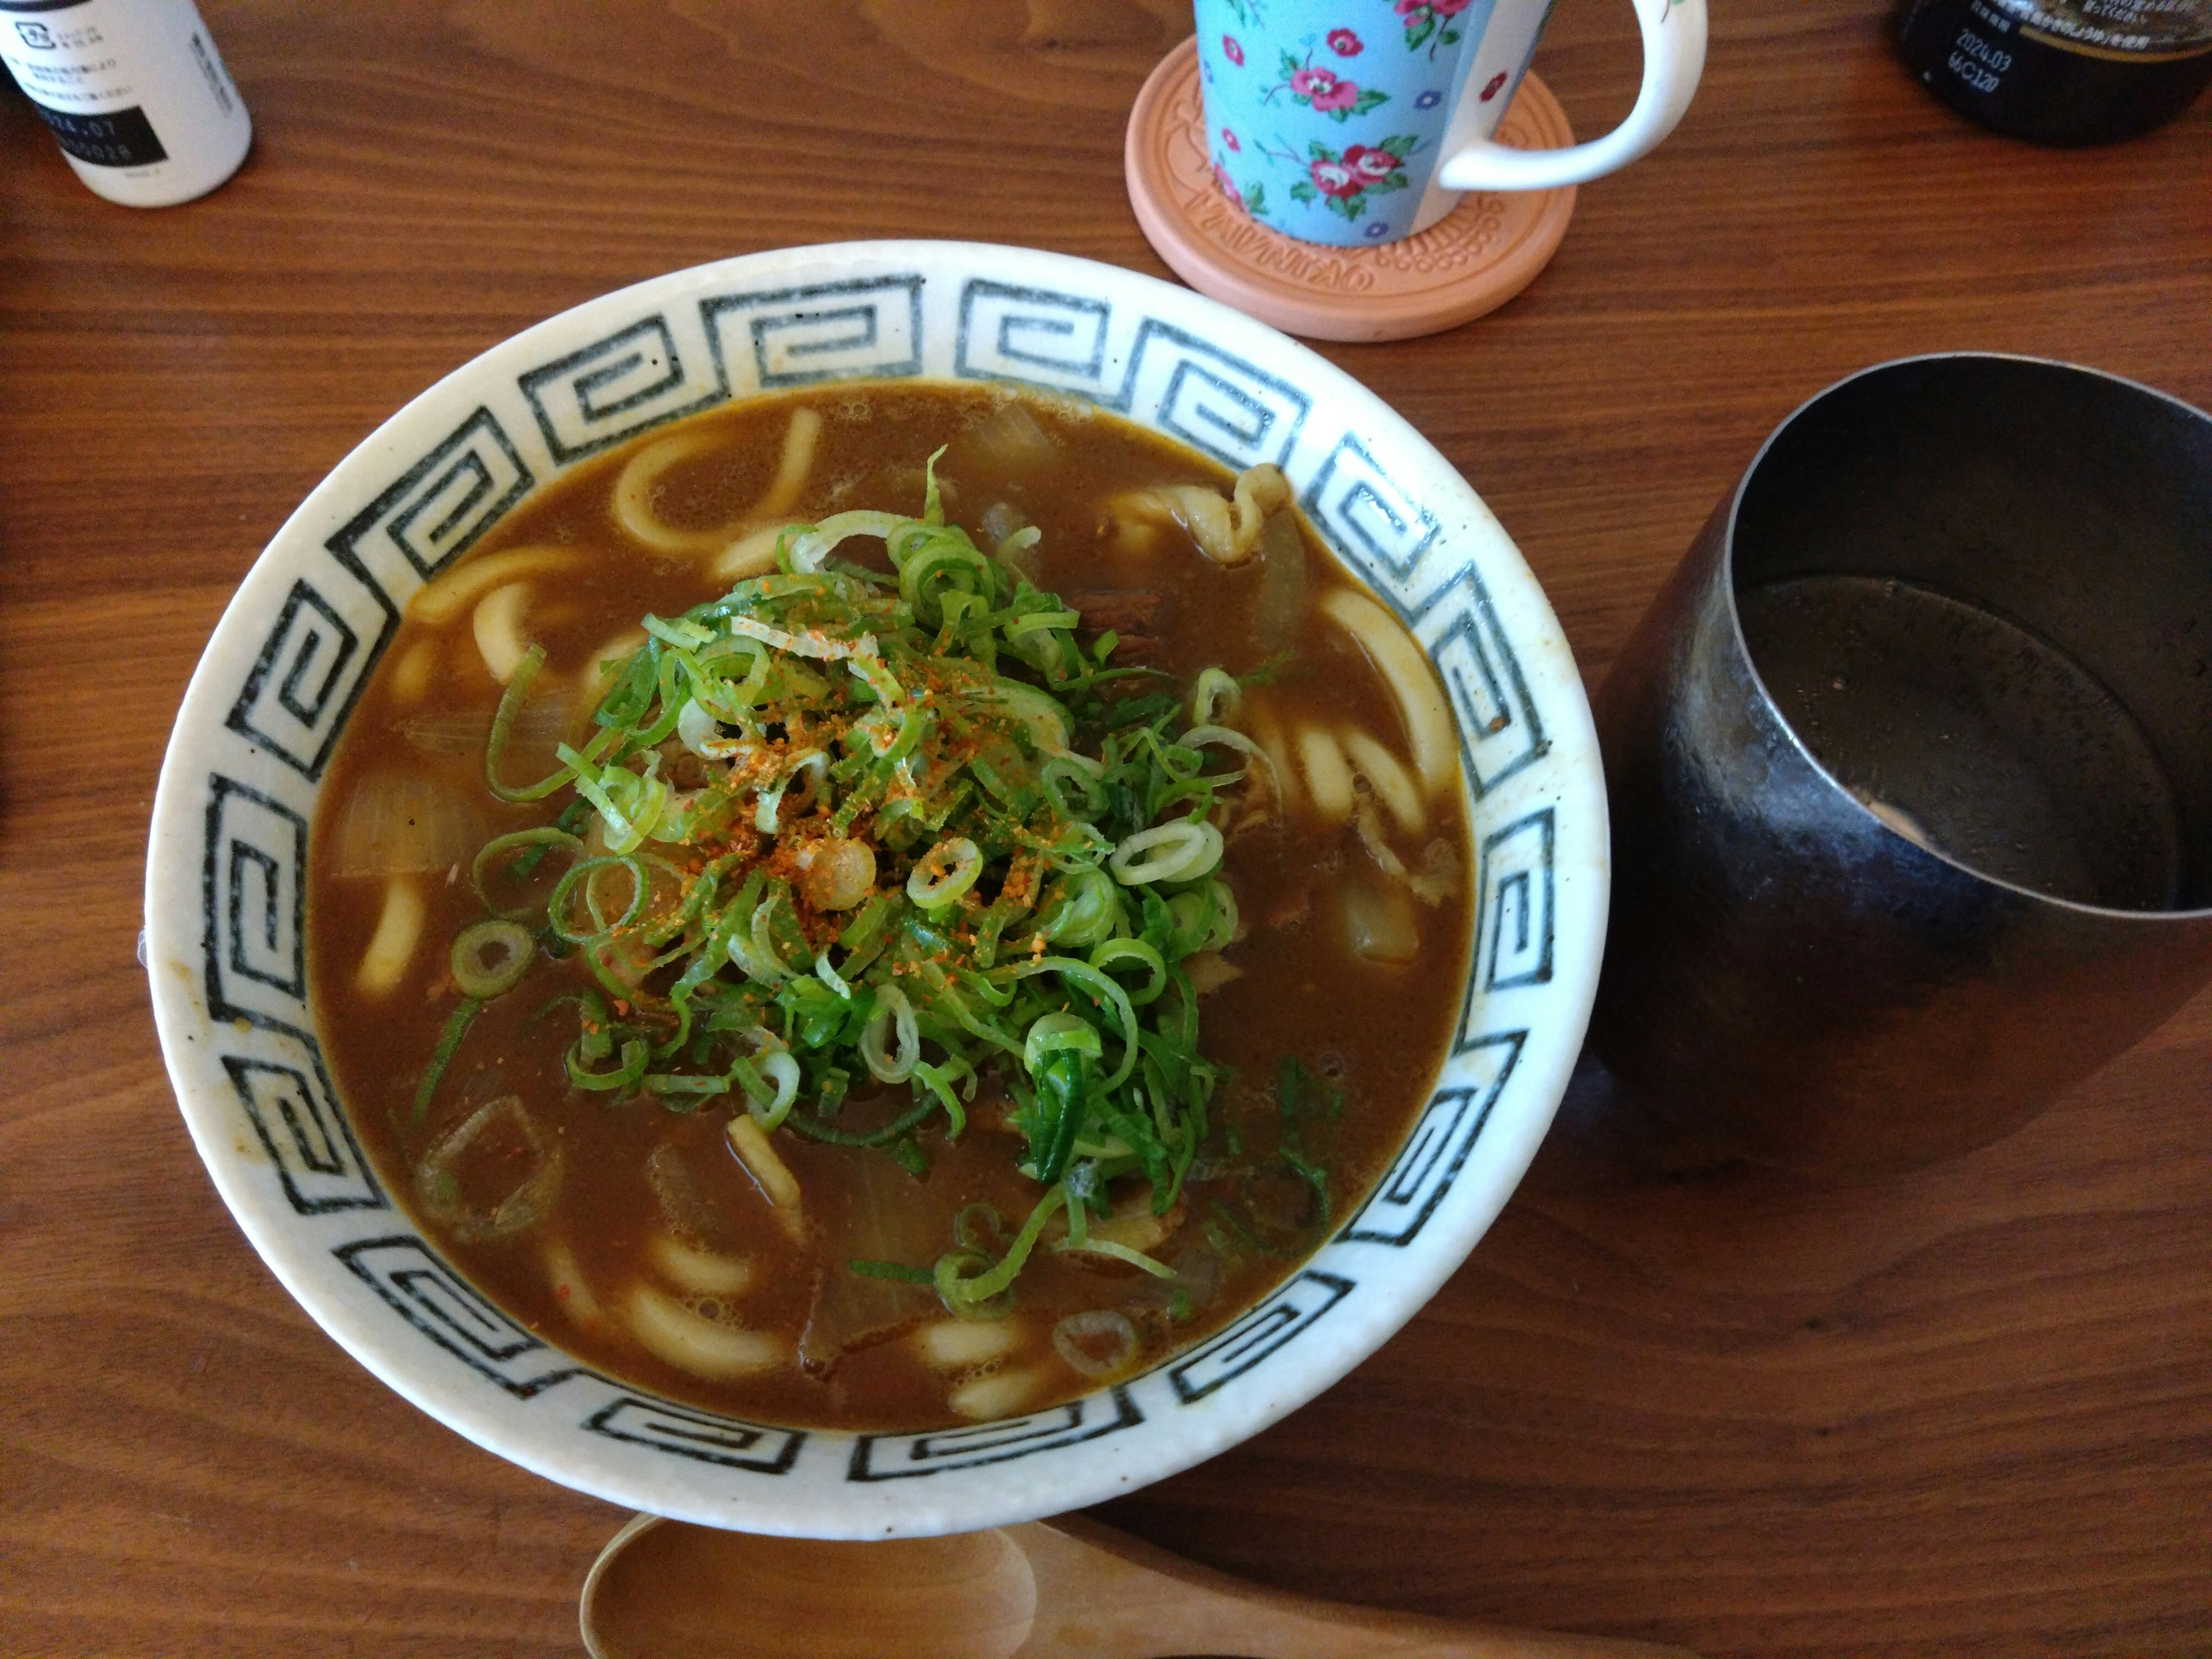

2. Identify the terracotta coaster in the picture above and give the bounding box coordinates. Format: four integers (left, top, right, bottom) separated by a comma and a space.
1125, 37, 1578, 343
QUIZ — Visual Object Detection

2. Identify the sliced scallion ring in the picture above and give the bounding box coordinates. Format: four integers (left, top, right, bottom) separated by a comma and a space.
861, 983, 921, 1083
1181, 724, 1270, 783
469, 827, 585, 919
1088, 935, 1169, 1005
548, 854, 649, 943
1108, 819, 1225, 885
996, 955, 1141, 1089
1188, 666, 1243, 728
450, 919, 535, 998
1023, 1010, 1103, 1074
1037, 867, 1120, 946
1205, 879, 1240, 952
1039, 753, 1109, 819
934, 1185, 1068, 1314
906, 836, 983, 910
748, 1051, 801, 1130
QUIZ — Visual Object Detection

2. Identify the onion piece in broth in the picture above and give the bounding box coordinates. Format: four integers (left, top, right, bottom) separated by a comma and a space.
415, 1094, 563, 1241
1052, 1309, 1138, 1379
1342, 880, 1421, 964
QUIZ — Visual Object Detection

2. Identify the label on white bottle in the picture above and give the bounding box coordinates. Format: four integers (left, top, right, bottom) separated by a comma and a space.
0, 0, 251, 206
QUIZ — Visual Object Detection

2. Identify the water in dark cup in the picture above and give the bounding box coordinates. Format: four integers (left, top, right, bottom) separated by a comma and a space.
1591, 357, 2212, 1176
1738, 574, 2187, 912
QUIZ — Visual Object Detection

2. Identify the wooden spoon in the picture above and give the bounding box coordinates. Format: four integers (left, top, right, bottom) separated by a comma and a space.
579, 1511, 1699, 1659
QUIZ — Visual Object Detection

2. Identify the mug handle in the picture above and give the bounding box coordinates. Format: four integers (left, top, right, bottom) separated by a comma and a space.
1436, 0, 1706, 192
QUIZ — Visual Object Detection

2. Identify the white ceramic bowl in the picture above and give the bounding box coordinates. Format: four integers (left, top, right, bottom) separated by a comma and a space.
145, 241, 1607, 1538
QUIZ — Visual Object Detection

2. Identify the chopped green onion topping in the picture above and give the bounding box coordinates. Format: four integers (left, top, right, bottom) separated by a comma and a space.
449, 460, 1266, 1313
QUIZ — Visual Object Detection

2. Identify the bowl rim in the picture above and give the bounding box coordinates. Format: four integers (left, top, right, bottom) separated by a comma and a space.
143, 238, 1609, 1536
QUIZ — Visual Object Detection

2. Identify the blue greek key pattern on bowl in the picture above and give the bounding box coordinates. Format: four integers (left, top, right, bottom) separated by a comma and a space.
584, 1397, 806, 1474
520, 311, 727, 465
237, 407, 533, 782
1421, 568, 1548, 798
203, 774, 308, 1023
849, 1389, 1143, 1480
1344, 1032, 1525, 1245
956, 281, 1111, 388
336, 1236, 586, 1399
224, 569, 393, 782
956, 280, 1308, 473
1480, 808, 1555, 991
222, 1054, 383, 1214
328, 406, 534, 587
1139, 323, 1307, 472
200, 772, 396, 1217
1299, 433, 1441, 586
703, 275, 925, 391
1168, 1270, 1354, 1403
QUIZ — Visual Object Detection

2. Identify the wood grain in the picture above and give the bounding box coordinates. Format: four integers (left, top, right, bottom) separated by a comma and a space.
3, 3, 2208, 1655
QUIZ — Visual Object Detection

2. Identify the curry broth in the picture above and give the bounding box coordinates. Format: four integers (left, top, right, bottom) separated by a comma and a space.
309, 382, 1472, 1430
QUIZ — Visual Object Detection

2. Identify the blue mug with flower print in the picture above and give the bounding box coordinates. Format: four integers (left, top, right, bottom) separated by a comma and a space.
1196, 0, 1706, 247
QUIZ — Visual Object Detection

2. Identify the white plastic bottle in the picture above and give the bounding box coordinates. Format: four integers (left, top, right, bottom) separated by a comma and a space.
0, 0, 250, 207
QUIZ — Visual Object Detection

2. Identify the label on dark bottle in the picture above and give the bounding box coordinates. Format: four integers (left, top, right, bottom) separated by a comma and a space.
24, 95, 166, 165
1899, 0, 2212, 140
1981, 0, 2212, 58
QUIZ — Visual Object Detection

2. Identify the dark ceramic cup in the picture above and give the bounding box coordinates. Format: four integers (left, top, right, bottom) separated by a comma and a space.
1590, 354, 2212, 1178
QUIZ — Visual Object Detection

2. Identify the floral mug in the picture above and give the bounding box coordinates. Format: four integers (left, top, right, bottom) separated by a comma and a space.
1198, 0, 1707, 247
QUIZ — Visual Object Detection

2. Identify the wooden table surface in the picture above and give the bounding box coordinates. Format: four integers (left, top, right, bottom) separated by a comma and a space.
5, 3, 2209, 1655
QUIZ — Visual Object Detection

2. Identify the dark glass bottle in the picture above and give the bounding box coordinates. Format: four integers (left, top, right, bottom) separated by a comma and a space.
1896, 0, 2212, 143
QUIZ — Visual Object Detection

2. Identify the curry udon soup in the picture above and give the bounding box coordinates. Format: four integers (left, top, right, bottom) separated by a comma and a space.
309, 382, 1473, 1431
